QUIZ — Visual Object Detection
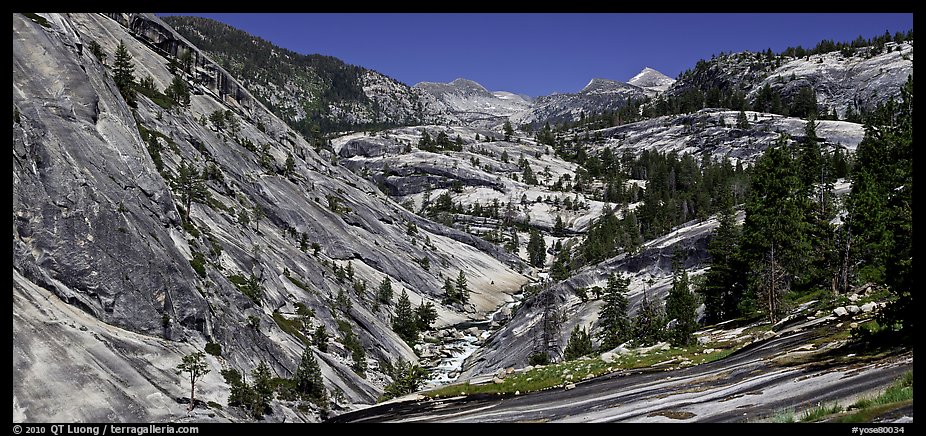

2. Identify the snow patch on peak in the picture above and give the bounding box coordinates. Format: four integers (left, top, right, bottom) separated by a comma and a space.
628, 67, 675, 94
493, 91, 532, 104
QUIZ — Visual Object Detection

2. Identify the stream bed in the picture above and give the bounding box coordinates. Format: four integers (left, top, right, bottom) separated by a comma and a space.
420, 293, 522, 388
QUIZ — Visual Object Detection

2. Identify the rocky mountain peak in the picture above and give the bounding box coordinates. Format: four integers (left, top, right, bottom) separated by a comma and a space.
449, 77, 492, 95
580, 77, 632, 94
628, 67, 675, 90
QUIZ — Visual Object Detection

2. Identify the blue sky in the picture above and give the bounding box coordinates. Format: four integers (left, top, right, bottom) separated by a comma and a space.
158, 13, 913, 97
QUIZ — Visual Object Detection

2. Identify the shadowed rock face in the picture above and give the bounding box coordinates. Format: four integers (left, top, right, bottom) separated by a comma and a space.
464, 214, 725, 377
13, 12, 207, 337
13, 13, 527, 422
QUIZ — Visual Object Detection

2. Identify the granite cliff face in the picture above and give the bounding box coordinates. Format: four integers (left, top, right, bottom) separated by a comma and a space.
162, 15, 437, 134
13, 13, 527, 422
12, 12, 912, 423
667, 42, 914, 118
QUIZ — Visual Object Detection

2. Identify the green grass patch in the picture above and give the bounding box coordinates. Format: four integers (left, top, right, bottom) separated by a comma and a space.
272, 311, 309, 345
777, 371, 913, 423
850, 371, 913, 410
284, 274, 315, 295
788, 288, 833, 306
835, 400, 913, 423
425, 343, 737, 399
207, 196, 230, 213
770, 409, 796, 423
800, 402, 843, 422
857, 288, 892, 306
227, 274, 263, 305
136, 85, 175, 110
189, 250, 207, 278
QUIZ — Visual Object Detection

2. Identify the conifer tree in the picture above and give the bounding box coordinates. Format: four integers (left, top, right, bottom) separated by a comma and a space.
563, 325, 593, 360
665, 247, 699, 345
741, 136, 810, 322
377, 276, 393, 304
391, 289, 418, 345
176, 352, 210, 412
597, 272, 631, 350
455, 270, 469, 304
700, 188, 742, 323
442, 276, 457, 304
112, 40, 137, 107
175, 161, 207, 223
527, 228, 546, 267
293, 347, 326, 402
847, 75, 913, 335
632, 291, 665, 346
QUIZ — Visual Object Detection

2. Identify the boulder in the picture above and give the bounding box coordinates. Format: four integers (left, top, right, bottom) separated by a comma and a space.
848, 294, 860, 302
860, 302, 877, 313
492, 307, 512, 323
564, 383, 576, 390
833, 307, 849, 317
493, 377, 505, 384
600, 352, 617, 364
495, 368, 507, 379
846, 305, 860, 314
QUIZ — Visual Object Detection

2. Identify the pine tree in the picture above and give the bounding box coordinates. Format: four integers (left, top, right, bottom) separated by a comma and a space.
632, 291, 665, 346
391, 289, 418, 345
414, 300, 438, 331
503, 120, 514, 141
847, 75, 913, 335
554, 215, 565, 235
741, 136, 810, 322
250, 361, 274, 417
700, 188, 742, 323
335, 288, 351, 313
284, 153, 295, 176
312, 325, 329, 352
112, 40, 136, 107
597, 272, 631, 350
88, 40, 106, 63
442, 276, 457, 304
563, 325, 593, 360
797, 117, 822, 194
293, 347, 326, 403
382, 359, 429, 400
665, 247, 699, 346
455, 270, 469, 304
165, 76, 190, 108
736, 110, 750, 129
527, 228, 546, 267
377, 276, 393, 304
522, 164, 538, 185
175, 161, 207, 223
176, 352, 210, 412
